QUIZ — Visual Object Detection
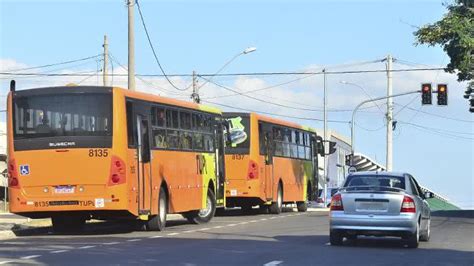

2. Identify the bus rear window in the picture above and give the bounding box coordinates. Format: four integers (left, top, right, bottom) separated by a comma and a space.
14, 93, 112, 139
224, 114, 250, 154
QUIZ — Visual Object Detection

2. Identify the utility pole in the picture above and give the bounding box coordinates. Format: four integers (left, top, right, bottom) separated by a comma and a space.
127, 0, 136, 91
323, 68, 328, 205
191, 70, 200, 103
103, 35, 108, 87
386, 55, 393, 171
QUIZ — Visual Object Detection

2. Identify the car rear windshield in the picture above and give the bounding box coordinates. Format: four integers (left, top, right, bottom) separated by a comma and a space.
14, 93, 112, 139
343, 175, 405, 191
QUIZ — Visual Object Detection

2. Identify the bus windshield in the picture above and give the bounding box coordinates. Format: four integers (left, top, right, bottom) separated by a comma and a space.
14, 93, 112, 139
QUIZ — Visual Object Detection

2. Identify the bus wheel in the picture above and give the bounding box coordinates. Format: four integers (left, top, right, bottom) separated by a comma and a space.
296, 201, 308, 212
52, 216, 85, 233
184, 188, 216, 224
147, 187, 167, 231
269, 184, 283, 214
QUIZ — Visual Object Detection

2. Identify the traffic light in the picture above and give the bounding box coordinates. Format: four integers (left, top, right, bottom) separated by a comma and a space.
328, 141, 336, 155
421, 83, 432, 105
437, 84, 448, 105
345, 154, 353, 166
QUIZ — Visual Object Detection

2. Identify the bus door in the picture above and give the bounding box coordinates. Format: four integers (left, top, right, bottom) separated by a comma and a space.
215, 117, 226, 207
136, 114, 152, 215
260, 123, 274, 200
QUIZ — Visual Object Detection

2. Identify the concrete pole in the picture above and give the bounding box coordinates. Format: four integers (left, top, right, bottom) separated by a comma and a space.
386, 55, 393, 171
103, 35, 108, 87
323, 69, 328, 205
127, 0, 136, 91
192, 70, 200, 103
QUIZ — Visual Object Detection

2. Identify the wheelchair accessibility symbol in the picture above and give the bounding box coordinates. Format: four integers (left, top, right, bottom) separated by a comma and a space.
19, 165, 30, 176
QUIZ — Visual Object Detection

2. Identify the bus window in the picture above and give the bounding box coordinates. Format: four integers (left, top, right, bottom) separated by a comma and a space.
282, 128, 291, 157
273, 127, 283, 156
223, 113, 250, 154
180, 111, 192, 130
153, 128, 167, 148
193, 132, 204, 150
166, 109, 179, 129
204, 134, 214, 152
290, 130, 298, 158
167, 129, 180, 149
180, 131, 193, 150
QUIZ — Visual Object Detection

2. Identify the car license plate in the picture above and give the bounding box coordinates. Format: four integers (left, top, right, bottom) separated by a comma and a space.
356, 202, 387, 212
54, 186, 75, 194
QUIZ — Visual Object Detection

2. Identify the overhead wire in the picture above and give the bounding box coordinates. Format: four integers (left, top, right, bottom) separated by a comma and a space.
135, 0, 188, 92
2, 54, 101, 72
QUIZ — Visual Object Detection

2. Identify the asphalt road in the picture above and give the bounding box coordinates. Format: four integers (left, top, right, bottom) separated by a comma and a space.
0, 209, 472, 265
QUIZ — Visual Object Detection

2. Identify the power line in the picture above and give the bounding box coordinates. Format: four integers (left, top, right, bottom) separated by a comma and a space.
135, 0, 187, 92
2, 54, 101, 72
203, 100, 349, 124
394, 103, 474, 123
398, 121, 474, 140
0, 67, 447, 78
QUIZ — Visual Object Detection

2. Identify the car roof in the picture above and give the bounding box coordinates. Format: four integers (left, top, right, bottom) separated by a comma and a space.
348, 171, 408, 178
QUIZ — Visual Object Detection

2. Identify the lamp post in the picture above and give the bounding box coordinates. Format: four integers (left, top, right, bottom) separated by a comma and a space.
191, 47, 257, 103
350, 90, 420, 167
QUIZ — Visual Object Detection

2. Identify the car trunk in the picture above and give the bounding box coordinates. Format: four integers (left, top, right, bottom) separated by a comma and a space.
341, 191, 405, 215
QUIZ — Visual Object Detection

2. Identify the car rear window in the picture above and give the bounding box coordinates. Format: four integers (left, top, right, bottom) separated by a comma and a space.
343, 175, 405, 190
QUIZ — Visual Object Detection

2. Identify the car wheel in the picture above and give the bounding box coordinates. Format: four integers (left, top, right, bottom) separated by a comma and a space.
420, 218, 431, 242
406, 222, 420, 248
330, 230, 343, 246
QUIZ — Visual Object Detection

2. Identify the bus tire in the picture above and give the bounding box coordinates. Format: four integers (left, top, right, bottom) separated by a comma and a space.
147, 187, 167, 231
184, 188, 216, 224
52, 216, 85, 233
269, 184, 283, 214
296, 201, 308, 212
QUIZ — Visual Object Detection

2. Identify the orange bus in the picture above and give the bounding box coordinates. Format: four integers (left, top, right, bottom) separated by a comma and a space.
223, 112, 320, 214
7, 84, 226, 232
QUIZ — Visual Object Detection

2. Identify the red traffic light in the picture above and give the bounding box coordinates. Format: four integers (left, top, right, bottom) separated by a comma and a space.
421, 83, 432, 105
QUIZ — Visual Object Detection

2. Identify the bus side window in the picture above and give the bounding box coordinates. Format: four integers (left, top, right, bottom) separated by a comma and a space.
126, 101, 136, 147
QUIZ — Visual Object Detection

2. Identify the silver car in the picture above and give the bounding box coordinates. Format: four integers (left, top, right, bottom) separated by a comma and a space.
329, 171, 432, 248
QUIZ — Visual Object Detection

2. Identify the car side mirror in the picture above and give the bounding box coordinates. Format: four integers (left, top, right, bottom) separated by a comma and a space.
424, 191, 434, 199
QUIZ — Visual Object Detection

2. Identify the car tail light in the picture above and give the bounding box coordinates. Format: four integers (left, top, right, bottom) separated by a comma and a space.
400, 196, 416, 213
316, 197, 324, 203
247, 160, 259, 180
108, 156, 126, 186
330, 194, 343, 211
7, 159, 20, 188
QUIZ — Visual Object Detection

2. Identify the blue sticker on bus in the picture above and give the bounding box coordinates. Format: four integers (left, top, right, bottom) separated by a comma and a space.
19, 165, 30, 176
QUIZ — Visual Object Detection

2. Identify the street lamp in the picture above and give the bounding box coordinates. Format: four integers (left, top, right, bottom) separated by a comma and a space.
191, 47, 257, 103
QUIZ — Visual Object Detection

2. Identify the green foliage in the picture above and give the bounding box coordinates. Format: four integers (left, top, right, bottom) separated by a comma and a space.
414, 0, 473, 82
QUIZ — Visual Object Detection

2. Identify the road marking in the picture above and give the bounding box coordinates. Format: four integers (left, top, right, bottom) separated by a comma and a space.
325, 242, 331, 246
249, 220, 258, 223
167, 232, 179, 236
264, 260, 283, 266
0, 261, 14, 265
269, 217, 277, 219
199, 228, 210, 231
213, 226, 223, 229
260, 218, 268, 221
127, 239, 142, 242
50, 250, 68, 254
227, 224, 237, 227
182, 230, 196, 233
149, 235, 163, 238
103, 242, 120, 245
78, 245, 96, 249
21, 255, 41, 260
239, 222, 249, 225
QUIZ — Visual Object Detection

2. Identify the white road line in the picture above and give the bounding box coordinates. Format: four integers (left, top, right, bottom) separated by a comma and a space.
213, 226, 223, 229
167, 232, 179, 236
78, 245, 96, 249
263, 260, 283, 266
227, 224, 237, 227
249, 220, 258, 223
269, 217, 277, 219
50, 250, 68, 254
103, 242, 120, 245
127, 239, 142, 242
325, 242, 331, 246
149, 235, 163, 238
239, 222, 249, 225
260, 218, 268, 221
199, 228, 210, 231
0, 261, 14, 265
182, 230, 196, 233
21, 255, 42, 260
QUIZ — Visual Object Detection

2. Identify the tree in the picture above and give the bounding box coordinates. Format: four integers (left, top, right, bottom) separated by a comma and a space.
414, 0, 473, 86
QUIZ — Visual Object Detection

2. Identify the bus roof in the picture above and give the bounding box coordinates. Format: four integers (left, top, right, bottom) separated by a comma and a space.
115, 86, 222, 115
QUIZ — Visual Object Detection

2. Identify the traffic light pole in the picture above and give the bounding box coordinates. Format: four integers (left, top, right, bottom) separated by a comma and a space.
350, 90, 420, 168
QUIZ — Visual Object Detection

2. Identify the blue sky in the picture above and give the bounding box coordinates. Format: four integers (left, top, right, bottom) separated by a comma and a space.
1, 0, 473, 208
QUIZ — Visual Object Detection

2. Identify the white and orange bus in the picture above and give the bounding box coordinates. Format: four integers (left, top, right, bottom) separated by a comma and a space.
223, 112, 320, 214
7, 84, 226, 232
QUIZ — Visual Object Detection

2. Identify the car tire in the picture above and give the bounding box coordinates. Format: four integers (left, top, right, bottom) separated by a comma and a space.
269, 184, 283, 214
420, 218, 431, 242
330, 230, 343, 246
184, 188, 216, 224
406, 222, 420, 248
147, 187, 167, 231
